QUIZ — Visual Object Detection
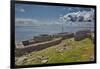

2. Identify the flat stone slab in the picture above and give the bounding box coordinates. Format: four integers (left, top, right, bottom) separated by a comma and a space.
16, 56, 27, 64
41, 59, 48, 63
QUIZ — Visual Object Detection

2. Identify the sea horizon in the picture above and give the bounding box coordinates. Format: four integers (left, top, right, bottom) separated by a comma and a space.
15, 22, 94, 42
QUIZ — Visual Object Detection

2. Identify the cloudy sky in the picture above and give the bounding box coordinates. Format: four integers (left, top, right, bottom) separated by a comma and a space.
15, 4, 95, 25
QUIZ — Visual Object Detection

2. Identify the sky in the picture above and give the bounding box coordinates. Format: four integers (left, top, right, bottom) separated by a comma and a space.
15, 4, 95, 25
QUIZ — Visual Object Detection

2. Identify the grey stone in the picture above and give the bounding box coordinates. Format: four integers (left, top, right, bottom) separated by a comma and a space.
74, 29, 91, 41
16, 56, 27, 63
89, 56, 94, 61
41, 56, 48, 60
27, 57, 36, 62
22, 39, 35, 46
53, 33, 74, 39
58, 48, 64, 53
34, 34, 52, 43
36, 56, 43, 60
41, 59, 48, 63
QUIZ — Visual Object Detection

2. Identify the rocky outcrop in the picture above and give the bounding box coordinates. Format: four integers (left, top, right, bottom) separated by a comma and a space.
74, 29, 92, 41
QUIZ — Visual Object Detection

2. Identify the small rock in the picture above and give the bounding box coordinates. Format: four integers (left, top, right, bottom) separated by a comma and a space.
58, 48, 64, 52
15, 58, 18, 62
41, 59, 48, 63
27, 57, 36, 62
41, 56, 48, 60
16, 56, 27, 63
63, 46, 72, 50
36, 56, 43, 60
89, 56, 94, 61
63, 44, 67, 47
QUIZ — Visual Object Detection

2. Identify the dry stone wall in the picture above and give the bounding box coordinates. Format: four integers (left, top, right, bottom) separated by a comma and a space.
15, 38, 62, 57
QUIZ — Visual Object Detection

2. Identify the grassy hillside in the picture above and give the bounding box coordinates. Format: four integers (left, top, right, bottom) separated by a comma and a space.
15, 37, 94, 66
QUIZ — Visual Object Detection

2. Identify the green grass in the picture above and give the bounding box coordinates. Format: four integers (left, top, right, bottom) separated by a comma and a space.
15, 37, 94, 66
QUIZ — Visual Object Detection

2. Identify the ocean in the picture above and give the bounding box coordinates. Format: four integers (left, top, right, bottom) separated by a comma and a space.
15, 22, 94, 42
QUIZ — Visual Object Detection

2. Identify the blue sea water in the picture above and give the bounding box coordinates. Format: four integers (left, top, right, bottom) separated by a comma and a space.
15, 22, 94, 42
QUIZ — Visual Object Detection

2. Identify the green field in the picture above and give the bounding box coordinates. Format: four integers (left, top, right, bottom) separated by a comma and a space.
15, 37, 94, 66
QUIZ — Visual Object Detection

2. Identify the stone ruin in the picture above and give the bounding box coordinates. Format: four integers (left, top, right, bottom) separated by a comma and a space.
22, 39, 35, 46
74, 29, 92, 41
53, 32, 74, 39
22, 34, 53, 46
21, 33, 74, 46
33, 34, 53, 43
15, 29, 93, 57
15, 37, 62, 57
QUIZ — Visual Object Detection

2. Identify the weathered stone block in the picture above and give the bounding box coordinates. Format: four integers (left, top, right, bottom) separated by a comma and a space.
34, 34, 52, 43
74, 29, 91, 41
22, 40, 29, 46
22, 39, 35, 46
53, 32, 74, 39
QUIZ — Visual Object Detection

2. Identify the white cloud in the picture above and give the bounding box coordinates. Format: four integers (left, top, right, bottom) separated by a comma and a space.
20, 8, 25, 12
62, 7, 66, 10
58, 9, 94, 23
68, 7, 72, 10
15, 7, 25, 13
15, 18, 38, 26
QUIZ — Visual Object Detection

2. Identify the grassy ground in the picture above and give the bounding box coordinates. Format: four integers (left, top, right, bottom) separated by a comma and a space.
15, 37, 94, 66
